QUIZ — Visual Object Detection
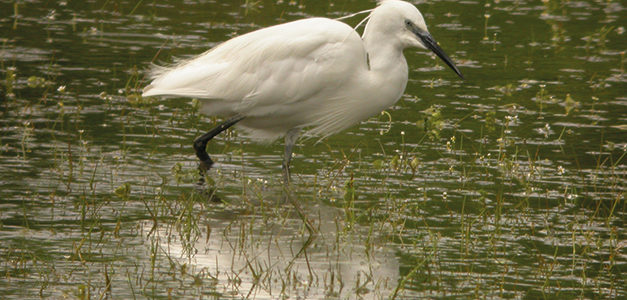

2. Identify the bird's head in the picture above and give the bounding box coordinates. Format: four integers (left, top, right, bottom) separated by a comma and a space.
369, 0, 464, 79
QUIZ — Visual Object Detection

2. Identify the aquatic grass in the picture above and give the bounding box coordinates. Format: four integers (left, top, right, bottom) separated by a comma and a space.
584, 26, 615, 54
483, 10, 490, 41
2, 66, 17, 100
12, 1, 19, 30
244, 0, 262, 16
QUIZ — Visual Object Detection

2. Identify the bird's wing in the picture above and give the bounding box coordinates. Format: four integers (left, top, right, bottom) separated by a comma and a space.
142, 18, 367, 115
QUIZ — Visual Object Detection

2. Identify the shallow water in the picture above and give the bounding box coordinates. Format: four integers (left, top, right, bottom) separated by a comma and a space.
0, 0, 625, 298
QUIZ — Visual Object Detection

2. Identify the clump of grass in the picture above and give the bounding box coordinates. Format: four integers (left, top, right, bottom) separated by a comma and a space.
584, 25, 615, 54
3, 66, 17, 99
244, 0, 261, 15
12, 1, 19, 29
562, 93, 580, 115
342, 173, 356, 229
416, 105, 444, 141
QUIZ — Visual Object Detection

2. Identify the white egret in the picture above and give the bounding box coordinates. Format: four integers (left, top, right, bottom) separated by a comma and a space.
142, 0, 463, 183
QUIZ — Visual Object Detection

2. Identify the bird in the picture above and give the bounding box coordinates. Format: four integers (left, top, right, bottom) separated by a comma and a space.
142, 0, 463, 184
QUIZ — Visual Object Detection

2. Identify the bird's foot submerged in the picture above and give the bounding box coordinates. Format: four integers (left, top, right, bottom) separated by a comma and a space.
198, 157, 215, 176
193, 115, 245, 178
195, 155, 214, 187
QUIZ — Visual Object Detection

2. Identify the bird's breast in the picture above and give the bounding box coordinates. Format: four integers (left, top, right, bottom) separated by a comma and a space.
361, 62, 409, 113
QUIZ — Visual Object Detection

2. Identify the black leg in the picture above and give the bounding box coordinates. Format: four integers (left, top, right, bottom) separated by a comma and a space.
193, 115, 244, 173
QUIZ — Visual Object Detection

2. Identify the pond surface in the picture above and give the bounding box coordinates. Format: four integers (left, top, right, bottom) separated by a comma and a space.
0, 0, 625, 298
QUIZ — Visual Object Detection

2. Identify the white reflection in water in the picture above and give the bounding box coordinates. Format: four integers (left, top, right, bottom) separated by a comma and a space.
148, 201, 399, 299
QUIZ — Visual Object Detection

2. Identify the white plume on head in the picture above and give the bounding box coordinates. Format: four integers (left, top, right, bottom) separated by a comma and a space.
336, 0, 413, 31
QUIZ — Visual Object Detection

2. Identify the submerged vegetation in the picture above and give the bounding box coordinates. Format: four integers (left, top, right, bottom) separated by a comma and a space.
0, 0, 625, 298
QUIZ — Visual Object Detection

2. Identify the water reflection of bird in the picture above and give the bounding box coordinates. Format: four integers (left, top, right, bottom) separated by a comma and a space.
142, 0, 463, 183
150, 203, 401, 299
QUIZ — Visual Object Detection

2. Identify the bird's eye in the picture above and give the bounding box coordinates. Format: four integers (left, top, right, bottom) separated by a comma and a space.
405, 20, 412, 27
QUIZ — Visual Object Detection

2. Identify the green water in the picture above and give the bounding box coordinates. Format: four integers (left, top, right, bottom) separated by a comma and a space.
0, 0, 624, 298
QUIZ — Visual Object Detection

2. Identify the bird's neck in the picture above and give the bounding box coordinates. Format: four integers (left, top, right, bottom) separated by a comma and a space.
363, 35, 407, 73
362, 32, 409, 104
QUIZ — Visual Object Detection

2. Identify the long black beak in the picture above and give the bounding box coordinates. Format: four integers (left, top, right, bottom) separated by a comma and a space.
413, 28, 464, 79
